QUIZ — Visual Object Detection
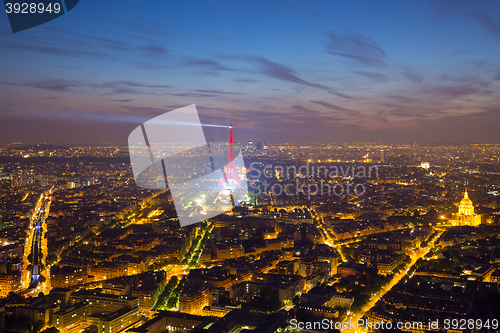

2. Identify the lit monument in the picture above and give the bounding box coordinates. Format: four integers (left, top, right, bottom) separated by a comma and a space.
450, 190, 481, 227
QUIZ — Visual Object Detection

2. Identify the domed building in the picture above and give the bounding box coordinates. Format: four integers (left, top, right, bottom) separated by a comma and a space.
450, 190, 481, 226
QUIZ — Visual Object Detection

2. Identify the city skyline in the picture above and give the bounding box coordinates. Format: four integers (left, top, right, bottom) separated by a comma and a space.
2, 1, 500, 145
1, 139, 500, 332
2, 3, 500, 329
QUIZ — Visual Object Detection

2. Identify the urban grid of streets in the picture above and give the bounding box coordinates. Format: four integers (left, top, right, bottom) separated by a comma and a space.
1, 143, 500, 331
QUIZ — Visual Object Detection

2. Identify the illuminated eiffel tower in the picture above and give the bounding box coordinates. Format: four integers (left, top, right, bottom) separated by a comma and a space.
219, 122, 241, 186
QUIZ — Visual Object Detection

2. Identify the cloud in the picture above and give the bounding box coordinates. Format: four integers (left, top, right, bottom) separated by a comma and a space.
5, 43, 106, 58
132, 62, 168, 70
352, 71, 389, 83
289, 104, 349, 123
99, 81, 172, 95
250, 56, 326, 89
415, 106, 500, 143
436, 72, 491, 87
233, 78, 258, 83
120, 106, 173, 117
494, 70, 500, 81
374, 76, 497, 123
246, 56, 353, 99
183, 58, 235, 71
436, 50, 468, 60
291, 105, 318, 114
384, 95, 421, 104
102, 81, 172, 89
238, 108, 347, 128
400, 68, 423, 84
111, 99, 134, 103
468, 12, 500, 40
432, 2, 500, 40
140, 44, 168, 54
166, 93, 217, 98
420, 85, 490, 100
8, 79, 172, 95
16, 79, 82, 92
40, 25, 130, 51
375, 113, 389, 124
327, 32, 387, 68
309, 100, 361, 116
195, 89, 246, 95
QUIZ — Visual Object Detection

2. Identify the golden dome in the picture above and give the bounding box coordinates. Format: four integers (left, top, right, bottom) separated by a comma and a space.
458, 190, 474, 216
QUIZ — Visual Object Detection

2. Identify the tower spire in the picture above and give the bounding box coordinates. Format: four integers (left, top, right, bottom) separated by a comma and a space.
219, 122, 241, 186
229, 122, 234, 147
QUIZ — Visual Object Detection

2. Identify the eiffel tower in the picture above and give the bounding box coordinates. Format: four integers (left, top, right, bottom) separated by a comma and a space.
219, 122, 241, 186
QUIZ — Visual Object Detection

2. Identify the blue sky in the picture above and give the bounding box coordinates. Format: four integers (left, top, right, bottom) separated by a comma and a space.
1, 0, 500, 144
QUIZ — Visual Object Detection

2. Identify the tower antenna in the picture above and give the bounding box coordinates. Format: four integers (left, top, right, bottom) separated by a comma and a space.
219, 121, 241, 186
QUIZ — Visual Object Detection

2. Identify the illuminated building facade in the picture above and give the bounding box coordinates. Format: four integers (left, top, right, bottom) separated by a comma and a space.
179, 287, 210, 314
215, 244, 244, 261
0, 274, 21, 297
51, 266, 88, 288
89, 307, 140, 333
132, 285, 158, 317
83, 293, 139, 315
450, 191, 481, 227
52, 304, 89, 333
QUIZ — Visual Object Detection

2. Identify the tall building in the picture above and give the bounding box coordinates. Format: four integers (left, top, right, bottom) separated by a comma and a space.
450, 190, 481, 226
219, 122, 241, 187
379, 150, 385, 163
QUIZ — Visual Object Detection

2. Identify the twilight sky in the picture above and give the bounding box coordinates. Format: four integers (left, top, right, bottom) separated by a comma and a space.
1, 0, 500, 145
